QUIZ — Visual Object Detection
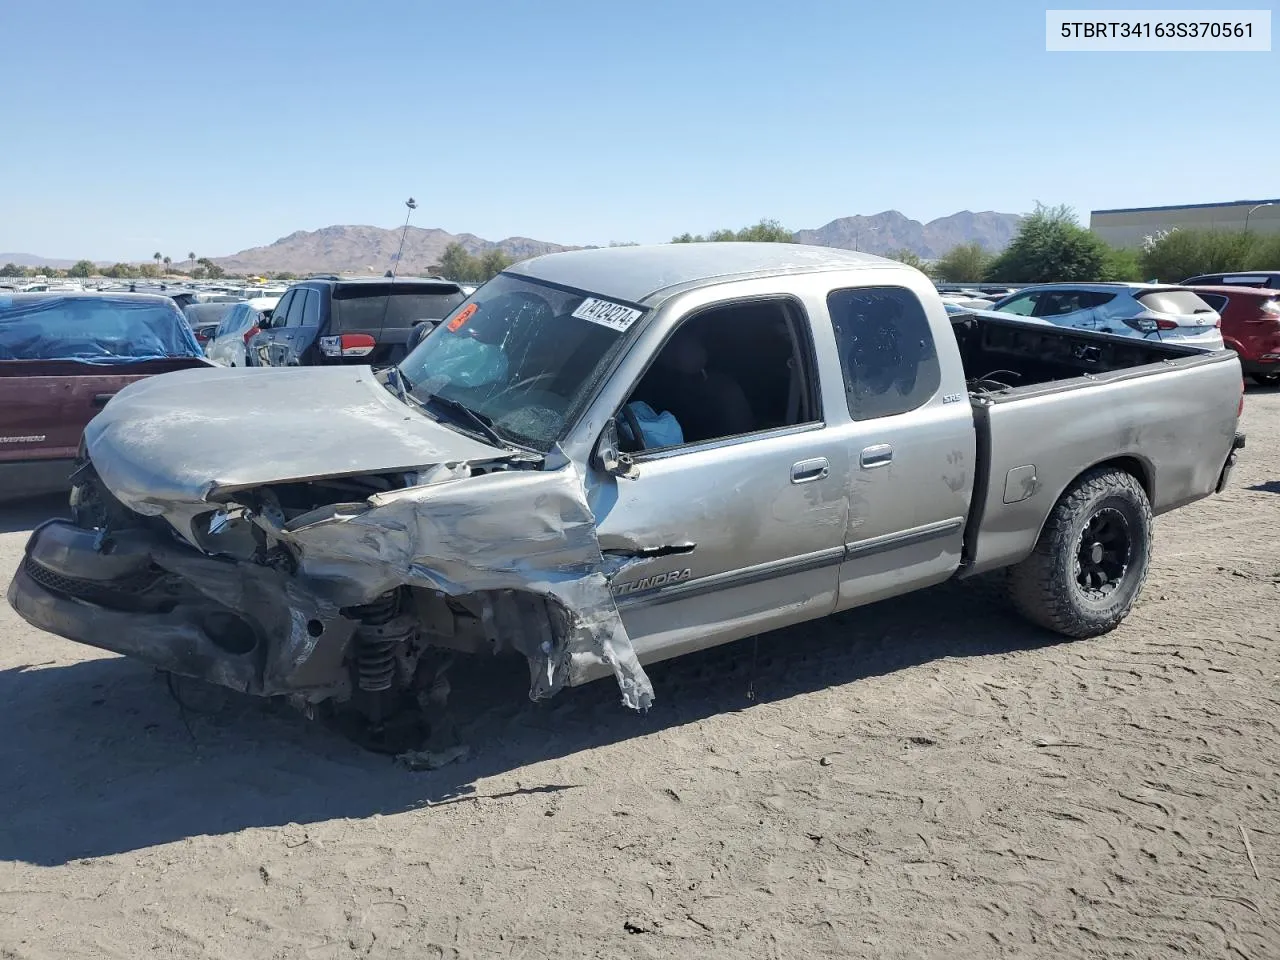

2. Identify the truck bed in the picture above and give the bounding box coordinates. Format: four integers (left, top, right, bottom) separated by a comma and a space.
949, 313, 1243, 576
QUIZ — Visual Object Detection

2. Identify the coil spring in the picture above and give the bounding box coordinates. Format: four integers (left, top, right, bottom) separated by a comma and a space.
353, 591, 409, 693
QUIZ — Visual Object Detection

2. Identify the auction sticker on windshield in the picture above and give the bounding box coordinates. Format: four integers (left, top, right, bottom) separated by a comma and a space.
572, 297, 643, 331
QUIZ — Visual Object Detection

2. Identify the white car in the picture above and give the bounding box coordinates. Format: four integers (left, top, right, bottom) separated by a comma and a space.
205, 297, 280, 366
988, 283, 1224, 349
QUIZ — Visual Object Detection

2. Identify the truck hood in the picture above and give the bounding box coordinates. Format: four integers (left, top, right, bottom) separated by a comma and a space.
84, 365, 512, 510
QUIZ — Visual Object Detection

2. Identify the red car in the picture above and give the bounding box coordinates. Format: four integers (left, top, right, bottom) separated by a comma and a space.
0, 292, 212, 500
1183, 285, 1280, 386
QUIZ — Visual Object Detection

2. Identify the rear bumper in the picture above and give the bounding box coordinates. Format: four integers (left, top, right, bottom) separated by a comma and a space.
0, 458, 74, 502
1216, 432, 1246, 494
6, 519, 356, 698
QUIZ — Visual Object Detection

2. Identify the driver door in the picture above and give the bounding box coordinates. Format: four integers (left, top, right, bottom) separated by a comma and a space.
592, 295, 849, 667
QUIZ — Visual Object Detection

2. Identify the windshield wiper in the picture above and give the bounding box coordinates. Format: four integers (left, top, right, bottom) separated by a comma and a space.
422, 393, 508, 448
382, 366, 414, 405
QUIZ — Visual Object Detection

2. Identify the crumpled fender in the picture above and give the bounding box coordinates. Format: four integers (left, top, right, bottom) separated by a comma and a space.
242, 453, 654, 711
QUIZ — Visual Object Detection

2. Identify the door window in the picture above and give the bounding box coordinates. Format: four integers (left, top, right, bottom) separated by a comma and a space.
827, 286, 941, 420
271, 291, 295, 328
618, 299, 819, 453
286, 290, 310, 326
994, 292, 1038, 315
1033, 292, 1090, 316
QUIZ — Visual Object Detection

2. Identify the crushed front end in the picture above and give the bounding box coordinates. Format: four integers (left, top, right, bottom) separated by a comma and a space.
8, 448, 654, 736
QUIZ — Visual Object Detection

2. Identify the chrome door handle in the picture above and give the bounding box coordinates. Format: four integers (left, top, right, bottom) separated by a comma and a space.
860, 444, 894, 469
791, 457, 830, 484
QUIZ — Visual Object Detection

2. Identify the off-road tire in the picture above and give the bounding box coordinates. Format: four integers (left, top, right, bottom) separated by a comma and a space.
1009, 467, 1152, 638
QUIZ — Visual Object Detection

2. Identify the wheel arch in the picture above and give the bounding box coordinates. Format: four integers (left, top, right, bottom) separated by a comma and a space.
1030, 455, 1153, 547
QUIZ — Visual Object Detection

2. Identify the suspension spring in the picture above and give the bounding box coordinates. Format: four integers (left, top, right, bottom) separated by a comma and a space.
351, 591, 415, 693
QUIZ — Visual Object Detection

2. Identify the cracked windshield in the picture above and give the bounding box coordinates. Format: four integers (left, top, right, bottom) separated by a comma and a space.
397, 275, 632, 451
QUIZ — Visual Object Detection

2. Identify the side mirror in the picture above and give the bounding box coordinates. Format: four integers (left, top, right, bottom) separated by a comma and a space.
594, 418, 637, 479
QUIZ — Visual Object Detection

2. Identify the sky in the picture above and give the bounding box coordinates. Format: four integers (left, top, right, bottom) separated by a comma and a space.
1, 0, 1276, 261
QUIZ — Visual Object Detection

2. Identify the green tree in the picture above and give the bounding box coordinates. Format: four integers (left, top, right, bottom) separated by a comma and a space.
153, 252, 162, 273
478, 248, 512, 281
1137, 228, 1280, 282
68, 259, 96, 278
162, 255, 172, 273
672, 219, 795, 243
196, 257, 225, 279
1100, 245, 1143, 282
886, 249, 927, 271
984, 204, 1113, 283
272, 271, 298, 281
187, 251, 196, 273
932, 242, 992, 282
438, 242, 477, 282
0, 262, 23, 277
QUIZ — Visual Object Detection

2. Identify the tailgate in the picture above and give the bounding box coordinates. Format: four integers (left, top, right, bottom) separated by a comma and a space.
963, 351, 1242, 576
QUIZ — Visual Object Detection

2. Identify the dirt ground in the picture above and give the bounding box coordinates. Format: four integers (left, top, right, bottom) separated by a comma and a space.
1, 390, 1277, 960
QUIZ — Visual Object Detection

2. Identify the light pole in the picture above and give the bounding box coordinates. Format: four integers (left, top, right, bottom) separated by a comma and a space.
389, 197, 417, 279
1244, 201, 1274, 232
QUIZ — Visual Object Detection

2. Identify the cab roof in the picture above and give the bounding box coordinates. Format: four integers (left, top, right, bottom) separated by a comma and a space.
505, 242, 903, 306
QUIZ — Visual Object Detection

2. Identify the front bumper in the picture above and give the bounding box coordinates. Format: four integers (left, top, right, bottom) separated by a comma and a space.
7, 519, 356, 698
1216, 432, 1246, 494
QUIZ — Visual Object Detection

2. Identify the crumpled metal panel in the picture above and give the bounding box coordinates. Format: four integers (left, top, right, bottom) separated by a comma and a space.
80, 401, 654, 709
244, 456, 654, 710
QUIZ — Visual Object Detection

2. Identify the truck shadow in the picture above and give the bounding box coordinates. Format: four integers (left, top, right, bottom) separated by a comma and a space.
0, 574, 1066, 867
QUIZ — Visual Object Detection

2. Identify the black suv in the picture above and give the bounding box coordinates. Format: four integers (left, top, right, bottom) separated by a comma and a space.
250, 276, 467, 367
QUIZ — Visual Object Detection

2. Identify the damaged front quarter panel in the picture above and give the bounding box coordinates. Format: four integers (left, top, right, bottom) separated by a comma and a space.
238, 452, 655, 711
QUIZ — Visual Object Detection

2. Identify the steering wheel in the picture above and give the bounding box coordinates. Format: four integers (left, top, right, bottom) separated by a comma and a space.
620, 403, 646, 452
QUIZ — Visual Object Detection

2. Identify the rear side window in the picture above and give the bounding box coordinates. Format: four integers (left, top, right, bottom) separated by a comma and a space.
1196, 293, 1229, 313
1136, 290, 1216, 315
332, 283, 466, 333
301, 289, 320, 326
827, 286, 941, 420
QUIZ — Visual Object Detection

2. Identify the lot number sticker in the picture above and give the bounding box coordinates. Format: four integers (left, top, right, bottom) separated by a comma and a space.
572, 297, 643, 331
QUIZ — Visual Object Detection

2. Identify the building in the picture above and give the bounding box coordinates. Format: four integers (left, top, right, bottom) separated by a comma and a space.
1090, 198, 1280, 249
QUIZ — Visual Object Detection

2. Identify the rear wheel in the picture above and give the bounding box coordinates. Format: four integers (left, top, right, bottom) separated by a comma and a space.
1009, 468, 1152, 638
1251, 372, 1280, 387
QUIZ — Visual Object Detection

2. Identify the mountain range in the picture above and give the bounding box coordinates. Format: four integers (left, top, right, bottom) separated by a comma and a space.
3, 209, 1024, 274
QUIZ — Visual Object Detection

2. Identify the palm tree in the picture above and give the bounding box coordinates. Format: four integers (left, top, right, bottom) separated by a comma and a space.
163, 256, 172, 275
152, 252, 161, 276
188, 251, 196, 274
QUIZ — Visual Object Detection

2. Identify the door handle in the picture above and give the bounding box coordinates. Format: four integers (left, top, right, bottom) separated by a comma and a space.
92, 393, 116, 407
860, 444, 894, 469
790, 457, 829, 484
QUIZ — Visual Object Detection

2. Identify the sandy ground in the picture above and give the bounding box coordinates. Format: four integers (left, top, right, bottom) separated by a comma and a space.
1, 391, 1278, 960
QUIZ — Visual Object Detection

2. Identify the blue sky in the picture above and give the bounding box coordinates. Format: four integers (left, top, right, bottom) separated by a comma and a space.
1, 0, 1276, 260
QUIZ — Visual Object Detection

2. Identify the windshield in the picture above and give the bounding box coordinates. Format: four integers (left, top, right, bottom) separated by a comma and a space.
397, 274, 640, 451
0, 294, 204, 362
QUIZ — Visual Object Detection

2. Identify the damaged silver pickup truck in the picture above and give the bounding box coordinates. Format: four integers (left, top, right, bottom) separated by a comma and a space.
8, 244, 1246, 743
